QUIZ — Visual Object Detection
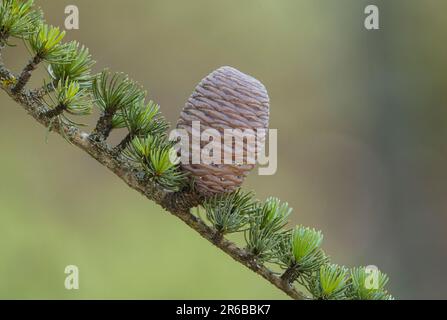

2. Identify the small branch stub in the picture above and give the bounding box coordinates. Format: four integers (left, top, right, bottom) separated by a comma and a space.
44, 103, 66, 118
13, 55, 42, 93
92, 109, 116, 142
114, 132, 133, 154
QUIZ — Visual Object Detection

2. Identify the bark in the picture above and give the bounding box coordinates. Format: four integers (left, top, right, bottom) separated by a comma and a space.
31, 81, 56, 99
12, 55, 43, 94
91, 108, 116, 142
281, 265, 299, 285
44, 103, 66, 118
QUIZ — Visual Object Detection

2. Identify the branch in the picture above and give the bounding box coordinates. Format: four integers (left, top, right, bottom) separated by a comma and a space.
0, 62, 309, 300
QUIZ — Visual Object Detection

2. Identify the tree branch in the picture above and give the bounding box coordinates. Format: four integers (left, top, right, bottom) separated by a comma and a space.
0, 62, 309, 300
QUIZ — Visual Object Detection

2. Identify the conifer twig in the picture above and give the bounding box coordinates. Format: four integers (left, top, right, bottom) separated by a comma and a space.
0, 64, 309, 299
0, 0, 393, 300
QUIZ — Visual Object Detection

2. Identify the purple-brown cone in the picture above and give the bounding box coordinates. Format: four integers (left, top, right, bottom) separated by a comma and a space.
177, 66, 270, 195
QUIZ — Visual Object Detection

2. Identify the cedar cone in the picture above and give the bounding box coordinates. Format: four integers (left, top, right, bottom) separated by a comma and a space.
177, 66, 270, 195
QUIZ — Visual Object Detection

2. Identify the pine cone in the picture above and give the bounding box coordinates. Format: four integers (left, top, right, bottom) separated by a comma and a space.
177, 66, 270, 195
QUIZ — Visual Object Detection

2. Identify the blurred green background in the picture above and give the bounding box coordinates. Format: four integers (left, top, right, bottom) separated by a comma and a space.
1, 0, 447, 299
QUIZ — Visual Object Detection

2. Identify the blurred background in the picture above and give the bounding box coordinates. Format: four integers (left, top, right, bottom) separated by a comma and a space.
1, 0, 446, 299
